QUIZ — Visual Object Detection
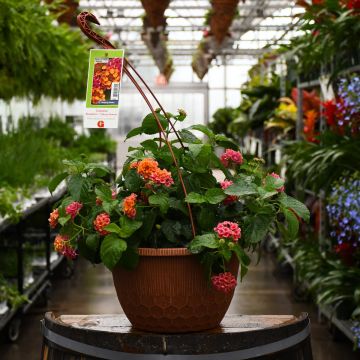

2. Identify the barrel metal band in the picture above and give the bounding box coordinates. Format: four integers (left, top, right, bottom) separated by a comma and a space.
41, 320, 311, 360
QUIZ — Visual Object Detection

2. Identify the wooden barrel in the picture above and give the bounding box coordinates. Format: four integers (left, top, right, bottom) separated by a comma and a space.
41, 312, 313, 360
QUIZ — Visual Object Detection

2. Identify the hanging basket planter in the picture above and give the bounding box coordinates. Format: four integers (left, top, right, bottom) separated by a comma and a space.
141, 0, 170, 30
113, 248, 239, 333
141, 30, 174, 81
210, 0, 240, 44
46, 0, 79, 26
192, 48, 214, 80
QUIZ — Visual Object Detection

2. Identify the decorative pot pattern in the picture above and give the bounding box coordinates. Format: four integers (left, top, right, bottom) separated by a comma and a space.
112, 247, 239, 333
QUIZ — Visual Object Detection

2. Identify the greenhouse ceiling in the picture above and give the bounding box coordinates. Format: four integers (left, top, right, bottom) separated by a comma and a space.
79, 0, 305, 66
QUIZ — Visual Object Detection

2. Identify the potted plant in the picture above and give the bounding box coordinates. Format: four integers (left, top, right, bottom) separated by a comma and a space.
49, 108, 309, 333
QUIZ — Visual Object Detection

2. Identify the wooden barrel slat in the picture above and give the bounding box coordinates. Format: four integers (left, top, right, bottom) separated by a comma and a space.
41, 312, 313, 360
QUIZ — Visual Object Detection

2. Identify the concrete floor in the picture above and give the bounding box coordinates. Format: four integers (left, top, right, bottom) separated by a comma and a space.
0, 253, 359, 359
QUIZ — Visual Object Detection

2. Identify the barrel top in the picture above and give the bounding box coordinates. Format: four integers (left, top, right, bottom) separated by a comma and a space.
51, 313, 300, 334
43, 313, 310, 355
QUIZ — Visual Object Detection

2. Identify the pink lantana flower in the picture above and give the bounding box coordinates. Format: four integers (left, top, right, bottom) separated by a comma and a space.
220, 149, 243, 167
65, 201, 83, 219
214, 221, 241, 242
149, 168, 174, 187
211, 272, 237, 293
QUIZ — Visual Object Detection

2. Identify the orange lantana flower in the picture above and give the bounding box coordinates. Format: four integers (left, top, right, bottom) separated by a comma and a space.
123, 193, 137, 219
137, 158, 159, 180
150, 168, 174, 188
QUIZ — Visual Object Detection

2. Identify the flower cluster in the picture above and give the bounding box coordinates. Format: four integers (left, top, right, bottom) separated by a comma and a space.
214, 221, 241, 242
48, 208, 59, 229
93, 212, 111, 236
351, 322, 360, 349
323, 74, 360, 137
91, 58, 122, 105
123, 193, 137, 219
53, 235, 77, 260
220, 180, 237, 204
211, 272, 237, 293
133, 158, 174, 188
66, 201, 83, 219
326, 173, 360, 263
220, 149, 243, 167
291, 88, 321, 143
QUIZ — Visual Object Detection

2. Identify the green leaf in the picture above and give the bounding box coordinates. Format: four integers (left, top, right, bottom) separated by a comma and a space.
188, 144, 205, 158
257, 187, 278, 200
124, 170, 143, 192
178, 129, 201, 144
197, 206, 216, 231
224, 181, 258, 197
48, 172, 68, 193
140, 209, 157, 240
244, 213, 274, 243
125, 127, 142, 140
284, 208, 299, 239
205, 188, 226, 204
220, 248, 232, 262
140, 139, 158, 152
161, 219, 182, 243
85, 163, 111, 177
104, 223, 122, 235
240, 264, 249, 280
149, 193, 169, 214
95, 185, 112, 202
117, 247, 139, 270
169, 198, 188, 215
141, 113, 168, 135
78, 237, 100, 264
119, 217, 142, 238
279, 193, 310, 222
214, 134, 239, 150
190, 124, 214, 139
185, 192, 207, 204
233, 245, 251, 266
67, 174, 91, 201
100, 234, 127, 270
58, 215, 71, 226
264, 175, 285, 191
86, 234, 100, 253
188, 233, 218, 253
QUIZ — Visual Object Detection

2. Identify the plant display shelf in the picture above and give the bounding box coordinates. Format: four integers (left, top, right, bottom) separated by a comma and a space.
292, 64, 360, 344
0, 185, 66, 342
318, 306, 356, 345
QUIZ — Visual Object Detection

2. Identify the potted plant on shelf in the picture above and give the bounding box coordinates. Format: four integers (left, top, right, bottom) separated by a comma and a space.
49, 108, 309, 333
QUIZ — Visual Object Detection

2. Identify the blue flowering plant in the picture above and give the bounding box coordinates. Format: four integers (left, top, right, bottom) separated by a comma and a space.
327, 172, 360, 266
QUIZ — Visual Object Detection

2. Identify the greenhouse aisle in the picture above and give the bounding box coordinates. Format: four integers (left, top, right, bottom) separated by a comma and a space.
0, 254, 357, 360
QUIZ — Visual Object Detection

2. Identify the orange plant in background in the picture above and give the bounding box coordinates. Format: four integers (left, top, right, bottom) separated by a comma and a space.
291, 88, 321, 142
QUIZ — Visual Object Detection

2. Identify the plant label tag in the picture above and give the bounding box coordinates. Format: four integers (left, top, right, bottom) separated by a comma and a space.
84, 49, 124, 128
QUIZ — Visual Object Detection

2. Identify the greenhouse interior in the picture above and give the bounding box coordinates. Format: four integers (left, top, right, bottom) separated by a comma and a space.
0, 0, 360, 359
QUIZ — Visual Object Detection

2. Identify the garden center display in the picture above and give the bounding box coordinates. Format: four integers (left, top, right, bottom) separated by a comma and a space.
1, 1, 360, 358
47, 11, 309, 333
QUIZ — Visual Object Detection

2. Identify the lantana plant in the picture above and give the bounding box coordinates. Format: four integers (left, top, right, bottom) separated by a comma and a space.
49, 110, 309, 293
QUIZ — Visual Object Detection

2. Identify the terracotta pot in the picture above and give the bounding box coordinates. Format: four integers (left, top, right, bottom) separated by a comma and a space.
112, 248, 239, 333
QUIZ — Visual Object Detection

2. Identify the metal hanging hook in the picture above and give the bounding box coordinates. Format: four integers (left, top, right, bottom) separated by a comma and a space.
76, 11, 195, 237
77, 12, 115, 50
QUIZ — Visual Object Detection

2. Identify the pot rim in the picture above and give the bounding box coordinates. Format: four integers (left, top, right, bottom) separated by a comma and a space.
137, 248, 192, 257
